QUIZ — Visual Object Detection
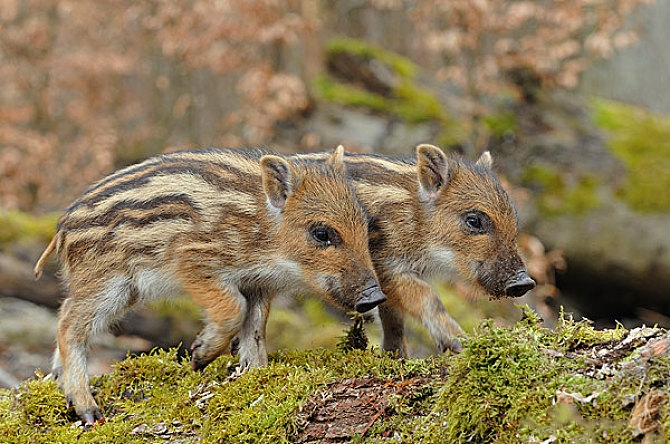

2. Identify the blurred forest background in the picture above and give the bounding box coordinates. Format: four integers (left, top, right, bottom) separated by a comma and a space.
1, 0, 669, 388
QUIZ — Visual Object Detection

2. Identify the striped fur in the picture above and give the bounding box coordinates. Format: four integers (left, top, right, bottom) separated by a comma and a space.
35, 147, 386, 424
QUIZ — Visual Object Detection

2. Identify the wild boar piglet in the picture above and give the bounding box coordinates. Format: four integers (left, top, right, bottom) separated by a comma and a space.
34, 146, 386, 424
296, 144, 535, 356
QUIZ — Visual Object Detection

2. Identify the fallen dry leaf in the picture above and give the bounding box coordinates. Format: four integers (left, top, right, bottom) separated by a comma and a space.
630, 389, 666, 438
555, 389, 599, 406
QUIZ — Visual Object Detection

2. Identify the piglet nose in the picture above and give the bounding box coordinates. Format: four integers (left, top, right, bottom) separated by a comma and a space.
355, 280, 387, 313
505, 270, 536, 298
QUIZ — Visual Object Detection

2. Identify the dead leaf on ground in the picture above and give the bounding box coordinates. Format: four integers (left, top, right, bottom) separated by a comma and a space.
630, 389, 666, 438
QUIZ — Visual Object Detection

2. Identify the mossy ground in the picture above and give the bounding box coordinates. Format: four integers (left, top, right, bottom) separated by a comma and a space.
591, 98, 670, 212
2, 306, 668, 443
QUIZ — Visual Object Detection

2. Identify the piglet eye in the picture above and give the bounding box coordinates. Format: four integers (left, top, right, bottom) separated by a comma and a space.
465, 215, 482, 230
313, 228, 331, 245
462, 211, 490, 234
309, 224, 340, 247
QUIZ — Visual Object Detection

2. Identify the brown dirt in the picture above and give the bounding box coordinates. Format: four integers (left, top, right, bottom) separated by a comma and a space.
294, 374, 445, 443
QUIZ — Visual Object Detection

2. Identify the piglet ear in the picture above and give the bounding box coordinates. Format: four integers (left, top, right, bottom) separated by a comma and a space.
260, 155, 294, 211
476, 151, 493, 169
326, 144, 346, 175
416, 144, 449, 202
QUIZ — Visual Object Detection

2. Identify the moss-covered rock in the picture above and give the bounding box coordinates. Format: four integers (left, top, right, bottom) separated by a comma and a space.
0, 210, 58, 248
592, 98, 670, 212
521, 164, 601, 217
314, 38, 463, 146
483, 111, 518, 138
507, 95, 670, 322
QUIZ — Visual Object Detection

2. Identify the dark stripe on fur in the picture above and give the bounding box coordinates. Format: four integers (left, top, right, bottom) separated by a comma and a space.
59, 194, 199, 232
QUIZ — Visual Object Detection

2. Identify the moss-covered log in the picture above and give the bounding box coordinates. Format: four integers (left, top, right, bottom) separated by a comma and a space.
2, 307, 668, 443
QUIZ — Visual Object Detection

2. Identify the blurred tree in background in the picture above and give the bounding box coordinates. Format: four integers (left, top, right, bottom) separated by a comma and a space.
0, 0, 652, 212
373, 0, 653, 152
0, 0, 315, 212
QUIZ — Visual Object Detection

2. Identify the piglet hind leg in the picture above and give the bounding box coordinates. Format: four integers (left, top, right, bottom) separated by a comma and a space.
55, 285, 134, 425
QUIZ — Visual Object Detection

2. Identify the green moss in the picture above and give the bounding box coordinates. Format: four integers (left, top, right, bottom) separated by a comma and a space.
327, 37, 417, 79
3, 307, 669, 443
435, 124, 468, 149
390, 82, 446, 124
413, 307, 669, 443
203, 362, 330, 442
553, 309, 626, 350
416, 314, 564, 442
0, 345, 444, 443
315, 74, 446, 125
315, 38, 452, 126
521, 164, 601, 216
336, 315, 369, 351
314, 75, 387, 109
591, 98, 670, 212
0, 372, 70, 443
0, 210, 58, 247
483, 111, 518, 137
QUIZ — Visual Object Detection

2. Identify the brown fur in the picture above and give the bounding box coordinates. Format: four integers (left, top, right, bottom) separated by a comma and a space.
34, 147, 386, 424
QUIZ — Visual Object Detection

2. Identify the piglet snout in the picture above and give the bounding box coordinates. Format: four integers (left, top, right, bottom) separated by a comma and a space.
355, 280, 387, 313
504, 270, 536, 298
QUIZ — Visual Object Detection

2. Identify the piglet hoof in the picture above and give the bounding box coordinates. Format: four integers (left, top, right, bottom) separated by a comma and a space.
237, 360, 252, 373
230, 337, 240, 356
190, 337, 202, 352
191, 356, 212, 372
189, 339, 207, 371
440, 338, 463, 354
190, 341, 220, 371
50, 367, 62, 381
82, 411, 105, 427
191, 339, 202, 371
77, 405, 105, 426
191, 356, 209, 371
191, 358, 209, 372
237, 351, 267, 371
